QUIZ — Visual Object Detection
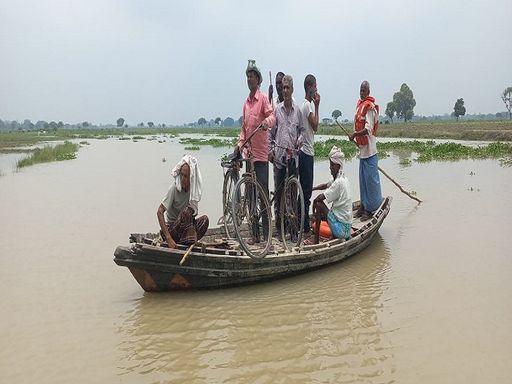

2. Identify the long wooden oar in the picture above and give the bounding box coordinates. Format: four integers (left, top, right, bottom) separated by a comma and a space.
335, 119, 422, 204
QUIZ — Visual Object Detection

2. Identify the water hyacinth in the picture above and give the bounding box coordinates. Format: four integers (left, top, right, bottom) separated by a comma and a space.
314, 139, 512, 165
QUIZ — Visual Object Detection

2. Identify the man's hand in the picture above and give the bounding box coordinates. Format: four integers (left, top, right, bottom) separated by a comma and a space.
313, 92, 321, 107
166, 234, 176, 249
262, 121, 269, 131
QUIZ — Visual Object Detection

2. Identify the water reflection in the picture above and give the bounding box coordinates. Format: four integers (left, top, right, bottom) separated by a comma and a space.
116, 235, 394, 383
0, 152, 26, 175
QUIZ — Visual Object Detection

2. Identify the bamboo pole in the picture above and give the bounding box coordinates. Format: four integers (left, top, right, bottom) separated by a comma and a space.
179, 243, 195, 266
335, 119, 422, 204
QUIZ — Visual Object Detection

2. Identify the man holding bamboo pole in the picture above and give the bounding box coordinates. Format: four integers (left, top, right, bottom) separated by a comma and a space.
349, 80, 383, 221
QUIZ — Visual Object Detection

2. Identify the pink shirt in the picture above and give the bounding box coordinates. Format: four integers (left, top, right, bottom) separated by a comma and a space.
238, 89, 276, 162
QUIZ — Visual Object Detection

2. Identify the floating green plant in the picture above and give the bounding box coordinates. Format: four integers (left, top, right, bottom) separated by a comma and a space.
314, 139, 512, 165
179, 137, 236, 148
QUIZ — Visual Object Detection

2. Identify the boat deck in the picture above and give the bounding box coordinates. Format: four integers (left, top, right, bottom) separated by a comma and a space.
131, 215, 374, 257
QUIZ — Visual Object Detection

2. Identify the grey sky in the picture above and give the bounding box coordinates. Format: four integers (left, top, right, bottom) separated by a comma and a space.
1, 0, 511, 126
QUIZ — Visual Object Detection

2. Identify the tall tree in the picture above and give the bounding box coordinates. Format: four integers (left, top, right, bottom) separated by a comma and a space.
238, 116, 243, 126
117, 117, 125, 127
392, 83, 416, 122
215, 117, 222, 125
502, 87, 512, 120
331, 109, 342, 120
35, 120, 48, 130
147, 121, 154, 127
385, 102, 396, 122
198, 117, 207, 126
22, 119, 34, 130
223, 117, 235, 127
453, 98, 466, 121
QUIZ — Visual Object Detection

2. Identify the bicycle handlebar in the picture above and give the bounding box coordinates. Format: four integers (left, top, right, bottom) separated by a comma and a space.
270, 140, 300, 158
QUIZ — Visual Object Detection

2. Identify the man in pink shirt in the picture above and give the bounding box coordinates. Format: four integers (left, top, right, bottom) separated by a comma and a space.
234, 59, 275, 242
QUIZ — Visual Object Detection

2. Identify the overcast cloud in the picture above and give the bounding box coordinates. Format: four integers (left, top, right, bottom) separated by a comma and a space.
1, 0, 511, 125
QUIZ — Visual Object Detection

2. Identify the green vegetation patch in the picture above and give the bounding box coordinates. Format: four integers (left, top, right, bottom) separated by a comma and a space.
184, 146, 200, 151
16, 141, 79, 168
179, 137, 237, 147
314, 139, 512, 164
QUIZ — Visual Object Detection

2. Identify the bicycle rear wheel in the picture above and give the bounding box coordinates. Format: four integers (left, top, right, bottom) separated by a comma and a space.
222, 169, 239, 239
232, 176, 272, 258
280, 176, 305, 251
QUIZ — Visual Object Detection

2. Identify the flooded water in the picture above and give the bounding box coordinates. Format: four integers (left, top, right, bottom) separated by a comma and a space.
1, 137, 511, 383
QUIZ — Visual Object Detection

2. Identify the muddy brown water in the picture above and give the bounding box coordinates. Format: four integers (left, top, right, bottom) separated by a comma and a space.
1, 137, 511, 383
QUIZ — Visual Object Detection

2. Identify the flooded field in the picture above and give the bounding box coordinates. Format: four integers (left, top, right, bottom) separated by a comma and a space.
0, 137, 511, 383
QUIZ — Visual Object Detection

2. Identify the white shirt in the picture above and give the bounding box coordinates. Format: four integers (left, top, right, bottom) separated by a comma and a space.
301, 99, 315, 156
324, 172, 352, 224
358, 109, 378, 159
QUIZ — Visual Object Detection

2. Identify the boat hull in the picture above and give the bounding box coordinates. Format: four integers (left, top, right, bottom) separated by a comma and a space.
114, 197, 392, 291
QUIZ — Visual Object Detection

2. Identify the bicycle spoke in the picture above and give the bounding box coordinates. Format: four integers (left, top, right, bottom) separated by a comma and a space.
232, 177, 272, 258
222, 170, 239, 239
281, 177, 305, 251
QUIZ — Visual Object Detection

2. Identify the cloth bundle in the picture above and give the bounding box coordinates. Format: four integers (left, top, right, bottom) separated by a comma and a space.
171, 155, 203, 214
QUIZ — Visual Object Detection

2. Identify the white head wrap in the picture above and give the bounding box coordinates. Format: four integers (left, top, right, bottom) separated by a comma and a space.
171, 155, 203, 214
328, 146, 345, 168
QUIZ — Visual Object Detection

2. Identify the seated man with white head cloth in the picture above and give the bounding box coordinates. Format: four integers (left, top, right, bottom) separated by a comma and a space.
157, 155, 209, 248
307, 146, 353, 244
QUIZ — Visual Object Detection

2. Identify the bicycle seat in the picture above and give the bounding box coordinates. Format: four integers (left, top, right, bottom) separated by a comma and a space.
221, 151, 242, 168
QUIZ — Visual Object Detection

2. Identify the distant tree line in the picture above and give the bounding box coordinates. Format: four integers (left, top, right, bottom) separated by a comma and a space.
191, 116, 239, 128
0, 119, 87, 132
2, 85, 511, 133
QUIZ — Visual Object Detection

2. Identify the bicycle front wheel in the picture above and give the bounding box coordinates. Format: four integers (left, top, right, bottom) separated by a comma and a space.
280, 176, 305, 251
222, 169, 239, 239
232, 176, 272, 258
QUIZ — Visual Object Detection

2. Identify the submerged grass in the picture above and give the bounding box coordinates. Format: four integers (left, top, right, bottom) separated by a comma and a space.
16, 141, 79, 168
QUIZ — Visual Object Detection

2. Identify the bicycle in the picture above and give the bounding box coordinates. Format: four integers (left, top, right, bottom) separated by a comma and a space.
219, 151, 242, 239
269, 141, 305, 252
231, 126, 273, 258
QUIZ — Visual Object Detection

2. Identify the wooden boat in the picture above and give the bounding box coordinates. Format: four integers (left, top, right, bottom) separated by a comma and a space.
114, 196, 392, 291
